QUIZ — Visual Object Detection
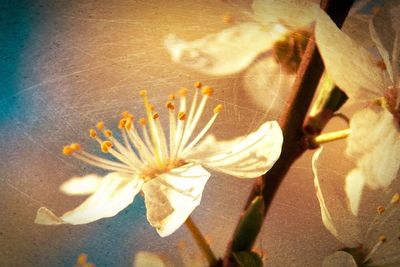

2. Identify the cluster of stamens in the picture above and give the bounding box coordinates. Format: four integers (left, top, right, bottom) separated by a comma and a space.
63, 82, 222, 179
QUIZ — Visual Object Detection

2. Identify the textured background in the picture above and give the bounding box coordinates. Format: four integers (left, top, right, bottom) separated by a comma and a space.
0, 1, 394, 266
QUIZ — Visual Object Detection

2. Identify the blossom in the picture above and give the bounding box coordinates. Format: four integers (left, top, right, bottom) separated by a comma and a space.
313, 148, 400, 267
164, 0, 322, 111
35, 83, 283, 237
315, 2, 400, 214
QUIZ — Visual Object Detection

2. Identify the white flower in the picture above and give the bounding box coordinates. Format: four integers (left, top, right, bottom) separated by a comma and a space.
315, 2, 400, 214
313, 148, 400, 267
35, 83, 283, 237
164, 0, 321, 111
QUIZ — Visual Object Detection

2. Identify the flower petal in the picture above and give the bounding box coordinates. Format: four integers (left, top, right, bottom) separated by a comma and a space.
243, 57, 295, 113
142, 163, 210, 237
312, 148, 338, 238
322, 251, 357, 267
35, 172, 142, 225
347, 108, 400, 190
345, 168, 365, 216
369, 1, 400, 83
252, 0, 320, 28
164, 23, 286, 76
186, 121, 283, 178
316, 12, 387, 100
60, 174, 102, 196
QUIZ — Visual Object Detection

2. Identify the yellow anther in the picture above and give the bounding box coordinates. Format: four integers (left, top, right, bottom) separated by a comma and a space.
63, 146, 73, 156
148, 104, 155, 112
124, 119, 132, 130
118, 118, 127, 129
166, 101, 175, 110
139, 118, 146, 125
213, 104, 223, 114
70, 143, 81, 151
379, 235, 387, 242
152, 113, 159, 120
139, 90, 147, 97
77, 253, 87, 265
169, 94, 176, 100
121, 111, 130, 118
96, 121, 105, 130
201, 86, 213, 96
89, 129, 97, 138
194, 81, 202, 89
101, 141, 113, 153
178, 111, 186, 120
178, 87, 187, 96
377, 206, 385, 215
104, 130, 113, 137
391, 193, 400, 204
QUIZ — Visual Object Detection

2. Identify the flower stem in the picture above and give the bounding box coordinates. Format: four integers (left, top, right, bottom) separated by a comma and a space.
185, 216, 217, 266
312, 128, 351, 145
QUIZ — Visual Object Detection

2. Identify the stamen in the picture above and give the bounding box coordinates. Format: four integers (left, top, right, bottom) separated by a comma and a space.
363, 235, 386, 264
169, 94, 176, 100
89, 129, 97, 138
201, 86, 213, 96
118, 118, 127, 129
96, 121, 105, 131
101, 141, 113, 153
70, 143, 81, 151
194, 81, 202, 89
166, 101, 175, 110
391, 193, 400, 204
377, 206, 385, 215
213, 104, 223, 114
104, 130, 113, 138
178, 87, 188, 96
178, 111, 187, 120
153, 113, 159, 120
139, 118, 146, 125
63, 146, 73, 156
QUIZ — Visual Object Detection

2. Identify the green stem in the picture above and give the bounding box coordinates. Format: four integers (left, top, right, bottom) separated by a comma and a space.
185, 216, 217, 266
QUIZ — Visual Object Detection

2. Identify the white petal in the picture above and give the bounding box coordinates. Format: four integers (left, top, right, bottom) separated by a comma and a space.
312, 148, 338, 238
369, 1, 400, 84
322, 251, 358, 267
35, 172, 142, 225
60, 174, 102, 196
347, 108, 400, 189
142, 164, 210, 237
243, 57, 295, 113
252, 0, 320, 28
316, 12, 387, 100
164, 23, 286, 76
186, 121, 283, 178
345, 169, 365, 216
134, 251, 169, 267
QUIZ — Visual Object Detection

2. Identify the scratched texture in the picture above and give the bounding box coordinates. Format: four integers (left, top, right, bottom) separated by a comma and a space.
0, 1, 394, 267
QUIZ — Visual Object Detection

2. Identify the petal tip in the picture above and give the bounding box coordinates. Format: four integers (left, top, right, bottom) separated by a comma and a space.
35, 207, 64, 225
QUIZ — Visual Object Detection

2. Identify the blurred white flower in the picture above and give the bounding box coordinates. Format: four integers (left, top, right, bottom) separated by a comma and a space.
316, 1, 400, 214
35, 84, 283, 237
313, 148, 400, 267
165, 0, 321, 112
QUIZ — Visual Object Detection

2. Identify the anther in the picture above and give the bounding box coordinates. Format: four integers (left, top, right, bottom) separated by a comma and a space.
377, 206, 385, 215
178, 87, 187, 96
118, 118, 127, 129
391, 193, 400, 204
169, 94, 176, 100
96, 121, 105, 130
70, 143, 81, 151
89, 129, 97, 138
379, 235, 387, 243
104, 130, 113, 137
152, 113, 159, 120
213, 104, 223, 114
194, 81, 202, 89
139, 118, 146, 125
148, 104, 155, 112
139, 90, 147, 97
121, 111, 130, 118
166, 101, 175, 110
201, 86, 213, 96
101, 141, 113, 153
124, 119, 132, 130
63, 145, 73, 156
178, 111, 186, 120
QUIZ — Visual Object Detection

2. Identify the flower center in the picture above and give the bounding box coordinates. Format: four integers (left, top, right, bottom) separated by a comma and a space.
62, 82, 223, 180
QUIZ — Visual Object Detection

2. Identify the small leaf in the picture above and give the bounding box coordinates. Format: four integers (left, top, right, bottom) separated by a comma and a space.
233, 251, 263, 267
231, 196, 265, 252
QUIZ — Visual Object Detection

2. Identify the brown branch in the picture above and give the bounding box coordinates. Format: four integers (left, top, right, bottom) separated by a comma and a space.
222, 1, 354, 265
